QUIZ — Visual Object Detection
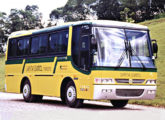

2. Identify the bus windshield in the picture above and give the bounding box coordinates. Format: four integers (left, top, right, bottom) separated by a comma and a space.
92, 27, 155, 69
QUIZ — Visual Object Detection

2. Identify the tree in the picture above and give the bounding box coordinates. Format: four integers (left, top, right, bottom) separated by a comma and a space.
8, 9, 24, 32
8, 5, 43, 33
120, 7, 135, 22
91, 0, 121, 20
120, 0, 165, 22
49, 0, 97, 23
23, 5, 43, 29
0, 12, 8, 43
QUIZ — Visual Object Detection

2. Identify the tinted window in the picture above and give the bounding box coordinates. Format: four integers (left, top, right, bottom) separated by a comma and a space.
49, 33, 58, 52
31, 37, 39, 54
39, 35, 48, 54
57, 31, 68, 53
72, 27, 80, 66
31, 35, 48, 55
80, 36, 90, 51
49, 30, 68, 54
72, 26, 91, 70
8, 39, 17, 57
17, 38, 29, 56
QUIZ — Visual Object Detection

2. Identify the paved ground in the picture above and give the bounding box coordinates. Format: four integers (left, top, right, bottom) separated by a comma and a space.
0, 92, 165, 120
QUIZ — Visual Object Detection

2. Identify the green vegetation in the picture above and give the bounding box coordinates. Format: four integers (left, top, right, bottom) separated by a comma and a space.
0, 18, 165, 107
0, 5, 43, 45
0, 54, 5, 92
50, 0, 165, 23
1, 1, 165, 44
130, 18, 165, 107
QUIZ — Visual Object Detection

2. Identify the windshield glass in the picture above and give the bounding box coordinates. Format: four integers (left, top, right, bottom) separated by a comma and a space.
125, 29, 155, 68
92, 27, 155, 68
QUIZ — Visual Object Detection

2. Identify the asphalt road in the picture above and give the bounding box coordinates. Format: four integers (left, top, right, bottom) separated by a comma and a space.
0, 92, 165, 120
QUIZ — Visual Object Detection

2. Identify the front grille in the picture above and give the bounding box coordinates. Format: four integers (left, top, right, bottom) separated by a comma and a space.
116, 89, 144, 97
133, 79, 145, 84
115, 79, 129, 83
115, 79, 145, 84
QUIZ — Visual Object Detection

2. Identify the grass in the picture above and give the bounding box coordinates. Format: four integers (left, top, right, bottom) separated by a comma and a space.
0, 54, 5, 92
0, 18, 165, 107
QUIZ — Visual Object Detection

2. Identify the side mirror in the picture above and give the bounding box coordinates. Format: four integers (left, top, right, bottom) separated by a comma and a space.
152, 39, 158, 58
153, 43, 158, 53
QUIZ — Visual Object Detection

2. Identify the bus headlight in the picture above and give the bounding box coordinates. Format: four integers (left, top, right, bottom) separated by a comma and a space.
94, 78, 115, 84
146, 80, 156, 85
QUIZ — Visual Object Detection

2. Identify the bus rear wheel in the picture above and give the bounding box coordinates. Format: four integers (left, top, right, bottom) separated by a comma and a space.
110, 100, 128, 108
65, 81, 83, 108
23, 80, 43, 102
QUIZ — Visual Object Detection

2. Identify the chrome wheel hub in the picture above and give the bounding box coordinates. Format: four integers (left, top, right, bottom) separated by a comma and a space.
67, 86, 76, 102
23, 84, 30, 98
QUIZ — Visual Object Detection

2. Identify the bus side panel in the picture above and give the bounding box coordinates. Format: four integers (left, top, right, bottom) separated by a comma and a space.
27, 75, 57, 96
5, 63, 24, 93
23, 58, 57, 96
56, 61, 94, 100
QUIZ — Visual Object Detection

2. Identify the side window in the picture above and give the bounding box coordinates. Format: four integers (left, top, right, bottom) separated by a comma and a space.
39, 35, 48, 54
17, 38, 29, 56
8, 39, 17, 58
24, 38, 30, 55
31, 35, 48, 55
49, 33, 58, 52
57, 31, 68, 53
31, 37, 39, 54
48, 30, 68, 54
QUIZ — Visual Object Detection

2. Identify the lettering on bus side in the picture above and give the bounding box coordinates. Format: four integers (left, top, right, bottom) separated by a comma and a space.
26, 65, 42, 72
26, 65, 51, 72
120, 73, 141, 77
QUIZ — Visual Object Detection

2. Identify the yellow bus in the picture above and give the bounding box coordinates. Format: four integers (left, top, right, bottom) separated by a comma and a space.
5, 20, 158, 108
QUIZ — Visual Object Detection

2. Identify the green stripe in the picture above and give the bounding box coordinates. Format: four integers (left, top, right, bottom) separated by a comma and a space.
69, 56, 91, 75
26, 57, 54, 63
52, 56, 91, 74
53, 56, 70, 73
53, 56, 91, 75
22, 60, 26, 74
6, 56, 157, 75
91, 67, 157, 72
6, 59, 23, 64
24, 56, 157, 74
53, 59, 58, 73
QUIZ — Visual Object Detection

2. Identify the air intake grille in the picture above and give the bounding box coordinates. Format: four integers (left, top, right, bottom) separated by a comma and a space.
115, 79, 129, 83
116, 89, 144, 97
132, 79, 145, 84
115, 79, 145, 84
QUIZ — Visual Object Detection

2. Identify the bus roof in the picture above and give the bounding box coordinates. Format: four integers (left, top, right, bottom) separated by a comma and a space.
9, 20, 148, 39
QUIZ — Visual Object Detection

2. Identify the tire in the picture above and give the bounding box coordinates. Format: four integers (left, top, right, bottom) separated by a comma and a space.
65, 81, 83, 108
23, 80, 43, 102
110, 100, 128, 108
35, 95, 43, 102
61, 96, 66, 104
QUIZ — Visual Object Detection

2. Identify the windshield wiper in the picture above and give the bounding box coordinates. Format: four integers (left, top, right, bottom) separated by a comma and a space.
128, 40, 146, 70
115, 40, 129, 69
115, 50, 127, 69
115, 40, 146, 70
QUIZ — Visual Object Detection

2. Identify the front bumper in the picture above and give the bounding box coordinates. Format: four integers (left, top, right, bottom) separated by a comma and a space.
93, 85, 156, 100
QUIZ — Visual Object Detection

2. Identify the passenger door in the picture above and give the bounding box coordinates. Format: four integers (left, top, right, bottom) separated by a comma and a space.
79, 35, 90, 71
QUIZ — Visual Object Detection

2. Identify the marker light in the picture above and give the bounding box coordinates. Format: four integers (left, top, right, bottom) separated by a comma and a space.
147, 90, 156, 94
146, 80, 156, 85
94, 78, 115, 84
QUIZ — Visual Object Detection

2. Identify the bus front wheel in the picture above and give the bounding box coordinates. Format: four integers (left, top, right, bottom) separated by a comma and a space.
65, 81, 83, 108
23, 80, 43, 102
110, 100, 128, 108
